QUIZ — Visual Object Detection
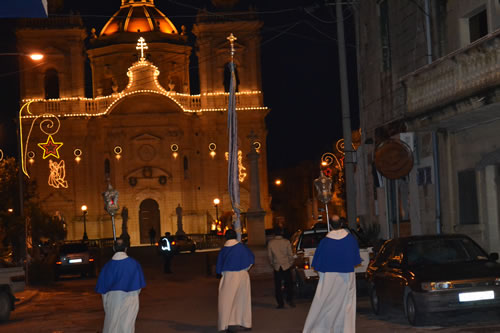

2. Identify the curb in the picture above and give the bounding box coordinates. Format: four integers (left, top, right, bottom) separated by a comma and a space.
15, 288, 39, 307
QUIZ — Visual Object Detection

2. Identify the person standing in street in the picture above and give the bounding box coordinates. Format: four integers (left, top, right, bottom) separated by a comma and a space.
303, 215, 361, 333
160, 232, 174, 273
267, 226, 295, 309
149, 227, 156, 245
96, 238, 146, 333
216, 229, 254, 332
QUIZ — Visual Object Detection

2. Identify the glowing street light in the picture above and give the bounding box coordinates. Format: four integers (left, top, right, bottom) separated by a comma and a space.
28, 53, 44, 61
213, 198, 220, 224
0, 53, 44, 61
81, 205, 88, 241
275, 179, 282, 186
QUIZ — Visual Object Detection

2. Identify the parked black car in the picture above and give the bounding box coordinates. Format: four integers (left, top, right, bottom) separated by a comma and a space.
171, 235, 196, 253
367, 234, 500, 326
54, 242, 97, 280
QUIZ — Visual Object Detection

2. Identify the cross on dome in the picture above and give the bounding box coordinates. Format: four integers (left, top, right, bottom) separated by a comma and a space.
136, 37, 148, 60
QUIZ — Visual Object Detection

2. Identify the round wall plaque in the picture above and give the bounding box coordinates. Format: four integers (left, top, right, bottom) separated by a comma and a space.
138, 144, 156, 162
374, 139, 414, 179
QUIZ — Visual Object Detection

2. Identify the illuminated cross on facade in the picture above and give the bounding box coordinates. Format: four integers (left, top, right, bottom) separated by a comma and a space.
227, 33, 237, 61
136, 37, 148, 61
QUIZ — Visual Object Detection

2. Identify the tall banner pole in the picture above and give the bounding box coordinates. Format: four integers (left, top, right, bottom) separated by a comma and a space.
226, 33, 242, 241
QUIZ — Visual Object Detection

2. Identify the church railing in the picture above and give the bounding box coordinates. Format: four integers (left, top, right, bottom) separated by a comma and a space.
25, 91, 264, 117
188, 234, 225, 250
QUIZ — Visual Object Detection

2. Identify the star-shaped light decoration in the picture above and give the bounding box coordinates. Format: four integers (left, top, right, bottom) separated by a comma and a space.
38, 135, 63, 159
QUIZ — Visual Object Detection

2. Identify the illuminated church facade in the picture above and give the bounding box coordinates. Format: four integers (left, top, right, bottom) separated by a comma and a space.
16, 0, 271, 244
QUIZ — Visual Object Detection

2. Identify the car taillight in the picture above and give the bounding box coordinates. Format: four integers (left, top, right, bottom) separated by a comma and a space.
89, 258, 94, 262
56, 261, 62, 265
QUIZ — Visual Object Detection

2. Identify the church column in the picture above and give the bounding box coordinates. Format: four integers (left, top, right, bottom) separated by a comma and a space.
246, 131, 266, 246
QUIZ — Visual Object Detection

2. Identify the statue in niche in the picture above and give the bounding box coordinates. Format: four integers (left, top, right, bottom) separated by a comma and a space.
111, 77, 118, 93
175, 204, 185, 235
120, 206, 131, 246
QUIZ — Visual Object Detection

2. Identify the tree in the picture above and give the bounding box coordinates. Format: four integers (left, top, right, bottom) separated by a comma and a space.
0, 157, 65, 264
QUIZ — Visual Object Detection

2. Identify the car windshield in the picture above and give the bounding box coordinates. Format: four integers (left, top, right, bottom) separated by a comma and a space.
299, 231, 327, 250
60, 243, 88, 254
407, 238, 488, 265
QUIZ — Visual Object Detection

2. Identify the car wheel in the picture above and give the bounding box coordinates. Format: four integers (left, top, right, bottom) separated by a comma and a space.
370, 286, 383, 315
405, 293, 420, 326
0, 292, 11, 322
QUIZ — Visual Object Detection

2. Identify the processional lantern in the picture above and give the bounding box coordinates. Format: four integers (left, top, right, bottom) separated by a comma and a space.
102, 181, 120, 241
314, 173, 333, 232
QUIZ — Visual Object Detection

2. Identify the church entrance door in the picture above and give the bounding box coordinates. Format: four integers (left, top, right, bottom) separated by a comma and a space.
139, 199, 161, 244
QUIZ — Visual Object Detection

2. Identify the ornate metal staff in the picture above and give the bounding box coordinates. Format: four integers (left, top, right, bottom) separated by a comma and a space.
102, 180, 120, 241
314, 172, 333, 232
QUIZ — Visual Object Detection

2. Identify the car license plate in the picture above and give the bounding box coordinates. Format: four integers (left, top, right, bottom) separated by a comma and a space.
304, 269, 318, 278
69, 258, 82, 264
459, 290, 494, 302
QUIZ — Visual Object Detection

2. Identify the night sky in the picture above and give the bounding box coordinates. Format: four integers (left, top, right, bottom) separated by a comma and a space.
0, 0, 359, 172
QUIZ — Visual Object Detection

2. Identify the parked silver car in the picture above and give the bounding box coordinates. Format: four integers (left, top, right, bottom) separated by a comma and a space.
54, 243, 96, 279
290, 224, 373, 297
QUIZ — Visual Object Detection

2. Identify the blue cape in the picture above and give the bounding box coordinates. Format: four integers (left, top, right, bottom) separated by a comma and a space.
216, 243, 254, 274
311, 233, 362, 273
96, 256, 146, 294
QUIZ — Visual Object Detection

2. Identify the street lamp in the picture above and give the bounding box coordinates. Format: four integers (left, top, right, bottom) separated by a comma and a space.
0, 52, 44, 61
213, 198, 220, 223
81, 205, 88, 241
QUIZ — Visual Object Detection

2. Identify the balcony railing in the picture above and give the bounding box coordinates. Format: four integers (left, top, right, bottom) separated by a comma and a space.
22, 91, 265, 118
402, 29, 500, 114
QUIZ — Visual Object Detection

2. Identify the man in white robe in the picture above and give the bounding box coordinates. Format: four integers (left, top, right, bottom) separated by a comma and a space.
216, 229, 255, 332
303, 215, 361, 333
96, 238, 146, 333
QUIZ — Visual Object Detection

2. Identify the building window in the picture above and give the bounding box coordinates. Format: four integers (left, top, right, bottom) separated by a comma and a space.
458, 169, 479, 225
183, 156, 189, 179
469, 9, 488, 43
44, 68, 60, 99
378, 0, 391, 71
105, 158, 110, 178
417, 167, 432, 186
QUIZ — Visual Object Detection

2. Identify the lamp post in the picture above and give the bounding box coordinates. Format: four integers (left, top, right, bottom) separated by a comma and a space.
0, 52, 44, 61
5, 51, 45, 281
81, 205, 88, 241
213, 198, 220, 224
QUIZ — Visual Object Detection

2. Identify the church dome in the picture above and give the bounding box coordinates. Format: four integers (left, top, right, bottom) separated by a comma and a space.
100, 0, 178, 36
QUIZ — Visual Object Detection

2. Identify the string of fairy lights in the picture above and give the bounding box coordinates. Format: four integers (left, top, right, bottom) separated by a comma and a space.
20, 36, 259, 189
